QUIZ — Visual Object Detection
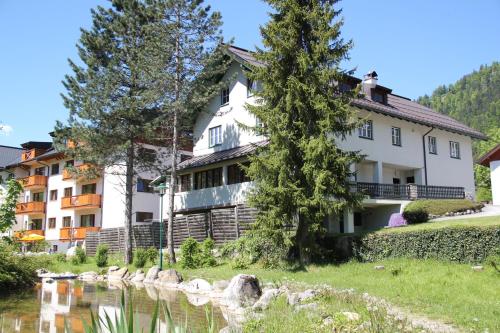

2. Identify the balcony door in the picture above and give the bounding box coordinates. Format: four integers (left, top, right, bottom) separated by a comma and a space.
80, 214, 95, 227
32, 192, 44, 202
81, 183, 96, 194
30, 219, 43, 230
64, 187, 73, 198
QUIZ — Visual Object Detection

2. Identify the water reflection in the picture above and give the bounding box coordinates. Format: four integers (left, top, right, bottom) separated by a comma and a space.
0, 280, 226, 332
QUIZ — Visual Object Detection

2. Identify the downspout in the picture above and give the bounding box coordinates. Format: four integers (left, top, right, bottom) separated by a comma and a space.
422, 127, 434, 187
37, 161, 51, 233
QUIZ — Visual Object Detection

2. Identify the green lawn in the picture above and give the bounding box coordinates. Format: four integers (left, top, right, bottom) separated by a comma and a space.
179, 258, 500, 332
377, 215, 500, 233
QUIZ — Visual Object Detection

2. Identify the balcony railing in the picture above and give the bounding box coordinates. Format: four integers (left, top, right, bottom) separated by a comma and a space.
18, 175, 48, 188
60, 226, 100, 241
14, 230, 45, 238
62, 164, 97, 181
61, 194, 101, 209
15, 201, 46, 215
355, 182, 465, 200
21, 148, 45, 161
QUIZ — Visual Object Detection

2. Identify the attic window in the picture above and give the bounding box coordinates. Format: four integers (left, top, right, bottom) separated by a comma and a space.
371, 89, 386, 103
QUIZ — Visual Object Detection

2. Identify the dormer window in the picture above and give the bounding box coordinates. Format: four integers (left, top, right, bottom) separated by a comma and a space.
247, 78, 258, 97
371, 89, 386, 103
220, 87, 229, 106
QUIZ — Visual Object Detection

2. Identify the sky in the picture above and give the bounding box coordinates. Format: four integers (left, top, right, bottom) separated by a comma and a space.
0, 0, 499, 147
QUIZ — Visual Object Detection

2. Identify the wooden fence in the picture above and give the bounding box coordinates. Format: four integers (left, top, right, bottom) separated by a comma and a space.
85, 204, 258, 255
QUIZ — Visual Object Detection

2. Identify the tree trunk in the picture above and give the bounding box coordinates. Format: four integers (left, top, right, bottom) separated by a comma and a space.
295, 213, 310, 267
124, 142, 135, 264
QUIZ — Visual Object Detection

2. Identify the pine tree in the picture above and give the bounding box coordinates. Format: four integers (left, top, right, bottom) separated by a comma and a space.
247, 0, 362, 265
153, 0, 229, 264
0, 178, 23, 233
56, 0, 169, 263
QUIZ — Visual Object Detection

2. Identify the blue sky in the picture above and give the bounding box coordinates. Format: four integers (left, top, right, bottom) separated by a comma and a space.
0, 0, 499, 147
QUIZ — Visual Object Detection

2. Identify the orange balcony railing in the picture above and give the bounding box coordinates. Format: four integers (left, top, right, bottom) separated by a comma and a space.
18, 175, 47, 188
14, 230, 45, 238
21, 148, 45, 161
59, 226, 100, 241
15, 201, 45, 215
61, 194, 101, 210
62, 164, 97, 181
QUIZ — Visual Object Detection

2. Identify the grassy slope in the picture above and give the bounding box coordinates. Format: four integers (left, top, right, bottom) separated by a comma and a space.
377, 215, 500, 233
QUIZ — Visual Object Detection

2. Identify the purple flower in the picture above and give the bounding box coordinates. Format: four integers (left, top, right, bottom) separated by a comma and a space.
388, 213, 407, 228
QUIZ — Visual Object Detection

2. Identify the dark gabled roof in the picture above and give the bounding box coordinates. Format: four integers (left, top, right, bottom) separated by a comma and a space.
177, 140, 268, 172
0, 145, 22, 169
225, 45, 486, 140
478, 144, 500, 167
20, 141, 52, 150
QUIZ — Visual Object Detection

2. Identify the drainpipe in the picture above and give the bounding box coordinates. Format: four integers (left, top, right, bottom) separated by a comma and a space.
36, 160, 51, 232
422, 128, 434, 194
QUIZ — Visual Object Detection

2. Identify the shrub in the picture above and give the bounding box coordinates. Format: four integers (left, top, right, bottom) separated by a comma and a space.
200, 238, 216, 267
402, 207, 429, 224
71, 247, 87, 265
145, 246, 158, 265
180, 237, 201, 269
95, 244, 109, 267
387, 213, 408, 228
134, 248, 148, 268
476, 187, 492, 203
55, 253, 67, 263
0, 241, 39, 291
404, 199, 483, 218
354, 226, 500, 263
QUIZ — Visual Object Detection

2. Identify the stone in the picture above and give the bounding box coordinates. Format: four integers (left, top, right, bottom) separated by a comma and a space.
322, 316, 334, 326
108, 267, 128, 281
213, 280, 230, 292
157, 269, 183, 284
287, 289, 317, 306
78, 271, 99, 281
43, 278, 55, 284
374, 265, 385, 270
253, 288, 279, 310
182, 278, 212, 293
222, 274, 262, 309
295, 302, 318, 312
341, 311, 360, 321
107, 266, 120, 273
143, 266, 160, 284
131, 272, 145, 282
128, 272, 136, 281
472, 265, 484, 272
36, 268, 49, 275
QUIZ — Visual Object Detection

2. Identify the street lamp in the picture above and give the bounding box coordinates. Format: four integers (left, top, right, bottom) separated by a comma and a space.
153, 182, 168, 270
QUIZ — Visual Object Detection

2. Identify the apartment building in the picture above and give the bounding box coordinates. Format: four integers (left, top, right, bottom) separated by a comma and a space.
0, 145, 23, 236
158, 45, 485, 234
7, 138, 186, 253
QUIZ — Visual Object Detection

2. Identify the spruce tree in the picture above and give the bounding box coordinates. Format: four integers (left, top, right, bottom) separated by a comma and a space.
247, 0, 362, 265
56, 0, 169, 263
0, 178, 23, 233
153, 0, 230, 264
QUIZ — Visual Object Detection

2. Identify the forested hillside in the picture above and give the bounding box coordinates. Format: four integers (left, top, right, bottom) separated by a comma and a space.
417, 62, 500, 201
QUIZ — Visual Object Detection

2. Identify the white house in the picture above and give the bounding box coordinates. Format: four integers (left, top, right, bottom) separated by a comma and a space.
478, 144, 500, 206
160, 45, 485, 234
0, 145, 23, 237
6, 137, 191, 253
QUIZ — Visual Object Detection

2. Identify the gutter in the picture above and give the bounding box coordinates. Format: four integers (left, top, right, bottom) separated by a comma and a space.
422, 128, 434, 186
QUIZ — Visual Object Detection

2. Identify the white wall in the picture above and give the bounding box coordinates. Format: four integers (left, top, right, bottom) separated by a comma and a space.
491, 160, 500, 206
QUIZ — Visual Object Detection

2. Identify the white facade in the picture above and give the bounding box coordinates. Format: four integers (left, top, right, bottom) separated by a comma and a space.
490, 160, 500, 206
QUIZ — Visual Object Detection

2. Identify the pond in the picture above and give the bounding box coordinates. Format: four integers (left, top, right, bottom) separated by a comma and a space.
0, 279, 227, 332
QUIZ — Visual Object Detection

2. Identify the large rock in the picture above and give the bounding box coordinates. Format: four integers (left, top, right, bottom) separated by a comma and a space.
107, 266, 120, 274
78, 271, 99, 281
182, 278, 212, 294
222, 274, 262, 309
108, 267, 128, 281
287, 289, 317, 306
213, 280, 230, 292
155, 269, 183, 288
143, 266, 160, 284
131, 272, 145, 282
253, 288, 279, 310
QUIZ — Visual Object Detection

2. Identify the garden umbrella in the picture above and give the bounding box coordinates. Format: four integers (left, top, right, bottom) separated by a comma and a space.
19, 233, 45, 242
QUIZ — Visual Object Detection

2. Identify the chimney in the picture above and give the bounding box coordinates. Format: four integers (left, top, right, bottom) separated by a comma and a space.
362, 70, 378, 99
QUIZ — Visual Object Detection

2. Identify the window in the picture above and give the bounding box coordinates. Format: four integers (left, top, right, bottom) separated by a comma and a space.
64, 187, 73, 197
227, 163, 250, 185
137, 178, 153, 193
428, 136, 437, 154
391, 127, 401, 146
51, 163, 59, 175
194, 167, 222, 190
52, 245, 58, 253
34, 167, 45, 176
48, 218, 56, 229
371, 90, 386, 103
178, 174, 191, 192
80, 214, 95, 227
136, 212, 153, 223
255, 117, 265, 136
450, 141, 460, 159
33, 192, 44, 202
31, 219, 43, 230
209, 126, 222, 147
63, 216, 71, 228
50, 190, 58, 201
406, 176, 415, 184
358, 120, 373, 139
0, 175, 3, 184
220, 87, 229, 105
65, 160, 74, 168
82, 183, 96, 194
247, 78, 257, 97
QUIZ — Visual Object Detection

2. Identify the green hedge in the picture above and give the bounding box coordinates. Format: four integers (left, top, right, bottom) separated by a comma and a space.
403, 199, 483, 217
354, 226, 500, 263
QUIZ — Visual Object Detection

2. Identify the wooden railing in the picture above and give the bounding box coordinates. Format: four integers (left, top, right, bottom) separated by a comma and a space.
62, 163, 96, 180
15, 201, 45, 215
21, 148, 44, 161
355, 182, 465, 200
14, 230, 45, 238
60, 226, 100, 241
18, 175, 47, 188
61, 194, 101, 209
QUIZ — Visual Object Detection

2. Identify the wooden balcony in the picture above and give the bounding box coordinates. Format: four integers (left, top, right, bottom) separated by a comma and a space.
61, 194, 101, 210
14, 229, 45, 238
21, 148, 45, 161
59, 226, 100, 241
62, 163, 98, 181
18, 175, 47, 189
15, 201, 45, 215
355, 182, 465, 200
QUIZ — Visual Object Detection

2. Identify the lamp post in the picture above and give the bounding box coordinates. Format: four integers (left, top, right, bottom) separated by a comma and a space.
154, 182, 168, 270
